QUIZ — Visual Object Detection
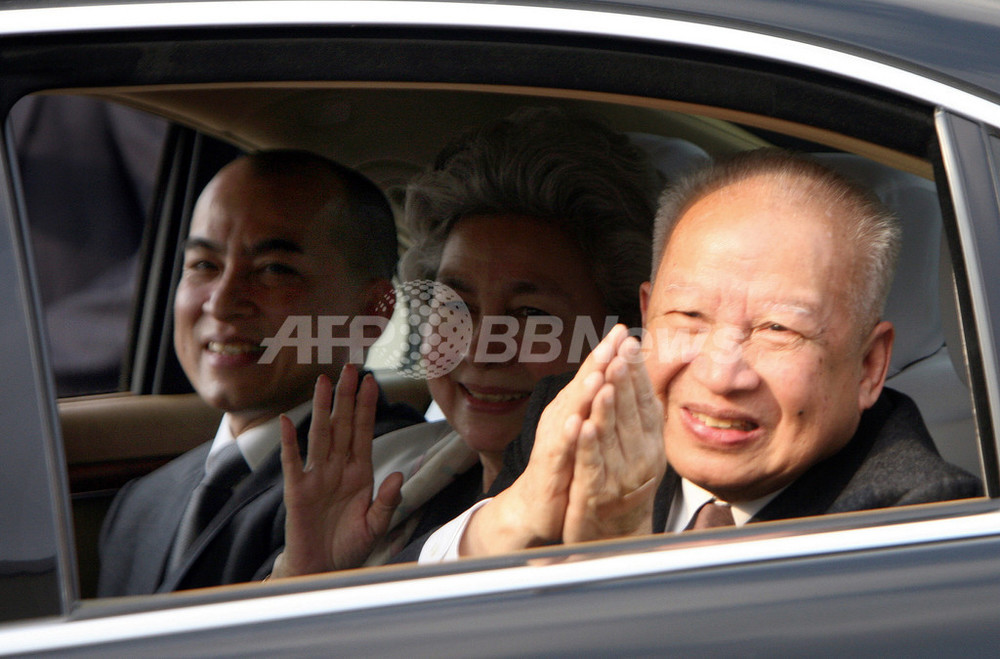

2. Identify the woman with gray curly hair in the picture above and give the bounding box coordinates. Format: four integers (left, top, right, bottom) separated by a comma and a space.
400, 106, 658, 329
273, 106, 664, 578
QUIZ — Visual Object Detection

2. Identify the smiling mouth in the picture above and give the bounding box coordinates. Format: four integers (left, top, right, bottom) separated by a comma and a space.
690, 410, 758, 431
207, 341, 264, 356
460, 385, 530, 404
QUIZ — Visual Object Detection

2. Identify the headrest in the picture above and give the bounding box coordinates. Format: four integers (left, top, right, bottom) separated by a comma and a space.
627, 133, 712, 183
812, 153, 944, 377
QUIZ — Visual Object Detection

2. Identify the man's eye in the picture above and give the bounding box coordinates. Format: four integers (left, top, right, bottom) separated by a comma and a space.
756, 322, 802, 346
656, 311, 707, 337
185, 259, 218, 272
667, 310, 704, 324
514, 306, 552, 318
259, 262, 298, 276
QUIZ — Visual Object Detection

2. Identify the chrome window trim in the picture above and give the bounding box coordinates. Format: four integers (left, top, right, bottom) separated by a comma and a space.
1, 507, 998, 654
937, 110, 1000, 486
1, 1, 1000, 128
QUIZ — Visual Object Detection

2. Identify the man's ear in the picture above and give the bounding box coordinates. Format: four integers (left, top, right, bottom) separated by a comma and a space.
639, 281, 653, 327
858, 320, 894, 410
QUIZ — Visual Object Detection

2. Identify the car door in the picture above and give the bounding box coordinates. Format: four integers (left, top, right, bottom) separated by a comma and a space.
0, 120, 72, 623
0, 0, 999, 653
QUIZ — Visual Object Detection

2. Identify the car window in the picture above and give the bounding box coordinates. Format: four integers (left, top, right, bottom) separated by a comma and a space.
8, 96, 169, 397
29, 87, 985, 597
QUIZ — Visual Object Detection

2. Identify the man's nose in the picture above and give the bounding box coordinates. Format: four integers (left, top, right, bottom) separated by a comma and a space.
203, 269, 256, 319
688, 328, 759, 393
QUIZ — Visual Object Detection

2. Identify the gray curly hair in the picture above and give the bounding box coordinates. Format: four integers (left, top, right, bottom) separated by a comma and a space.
400, 106, 661, 328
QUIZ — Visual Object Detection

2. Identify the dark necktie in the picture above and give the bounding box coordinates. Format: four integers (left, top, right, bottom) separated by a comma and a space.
686, 499, 736, 530
168, 442, 250, 571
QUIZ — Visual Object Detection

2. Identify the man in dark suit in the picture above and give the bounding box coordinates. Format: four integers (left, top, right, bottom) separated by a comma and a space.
413, 149, 981, 562
97, 150, 422, 595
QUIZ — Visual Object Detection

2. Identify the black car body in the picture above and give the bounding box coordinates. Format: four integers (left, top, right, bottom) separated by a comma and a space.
1, 0, 1000, 654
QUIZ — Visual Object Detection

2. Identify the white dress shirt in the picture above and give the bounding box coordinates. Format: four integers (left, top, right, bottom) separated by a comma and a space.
418, 478, 785, 563
206, 401, 312, 473
665, 479, 782, 532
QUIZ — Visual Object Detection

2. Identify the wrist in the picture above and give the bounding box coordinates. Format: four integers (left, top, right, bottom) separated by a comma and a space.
460, 481, 560, 557
270, 552, 290, 579
270, 548, 328, 578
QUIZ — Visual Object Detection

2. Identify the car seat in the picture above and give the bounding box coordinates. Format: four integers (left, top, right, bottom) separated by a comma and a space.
813, 152, 979, 476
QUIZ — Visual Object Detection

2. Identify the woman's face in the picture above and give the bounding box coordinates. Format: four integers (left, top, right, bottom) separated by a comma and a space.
427, 214, 609, 473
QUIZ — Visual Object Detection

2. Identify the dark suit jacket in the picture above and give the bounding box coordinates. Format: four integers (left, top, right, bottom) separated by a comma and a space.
492, 372, 983, 530
393, 372, 983, 562
97, 393, 422, 597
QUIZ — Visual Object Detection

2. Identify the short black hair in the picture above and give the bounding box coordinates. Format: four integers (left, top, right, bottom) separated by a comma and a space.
245, 149, 398, 281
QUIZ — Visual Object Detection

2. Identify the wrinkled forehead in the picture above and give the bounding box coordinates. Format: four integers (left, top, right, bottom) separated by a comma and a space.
659, 279, 824, 316
654, 181, 858, 314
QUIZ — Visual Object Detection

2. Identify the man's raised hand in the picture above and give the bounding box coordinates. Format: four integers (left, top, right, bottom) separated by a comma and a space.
272, 365, 401, 578
562, 334, 665, 544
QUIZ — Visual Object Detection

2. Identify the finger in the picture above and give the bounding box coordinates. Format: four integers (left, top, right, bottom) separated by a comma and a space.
549, 324, 628, 422
625, 337, 663, 438
612, 336, 662, 441
535, 366, 598, 469
578, 323, 629, 374
330, 364, 360, 462
529, 405, 583, 493
608, 342, 666, 486
541, 357, 606, 433
555, 411, 584, 473
606, 352, 642, 459
590, 381, 623, 473
563, 414, 602, 542
567, 383, 614, 510
279, 414, 304, 483
367, 471, 404, 537
553, 368, 604, 421
304, 374, 333, 472
351, 373, 379, 467
575, 414, 602, 474
534, 360, 602, 463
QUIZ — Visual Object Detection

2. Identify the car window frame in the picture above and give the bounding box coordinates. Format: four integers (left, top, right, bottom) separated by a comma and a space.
0, 118, 77, 622
0, 0, 998, 641
937, 110, 1000, 493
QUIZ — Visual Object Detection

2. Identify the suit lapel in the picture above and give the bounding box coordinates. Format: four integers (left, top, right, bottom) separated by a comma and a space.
158, 420, 308, 591
156, 387, 419, 592
144, 444, 210, 590
652, 470, 679, 533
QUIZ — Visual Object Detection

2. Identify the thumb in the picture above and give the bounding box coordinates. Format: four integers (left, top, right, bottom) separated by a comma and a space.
367, 471, 404, 537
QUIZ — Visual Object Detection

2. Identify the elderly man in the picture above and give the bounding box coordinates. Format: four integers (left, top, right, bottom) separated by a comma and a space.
416, 148, 981, 561
97, 150, 422, 595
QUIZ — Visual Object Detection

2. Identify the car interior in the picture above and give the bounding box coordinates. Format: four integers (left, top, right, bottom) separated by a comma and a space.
10, 79, 986, 600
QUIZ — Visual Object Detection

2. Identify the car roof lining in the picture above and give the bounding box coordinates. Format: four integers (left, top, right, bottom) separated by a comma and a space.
35, 82, 933, 182
1, 27, 936, 179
